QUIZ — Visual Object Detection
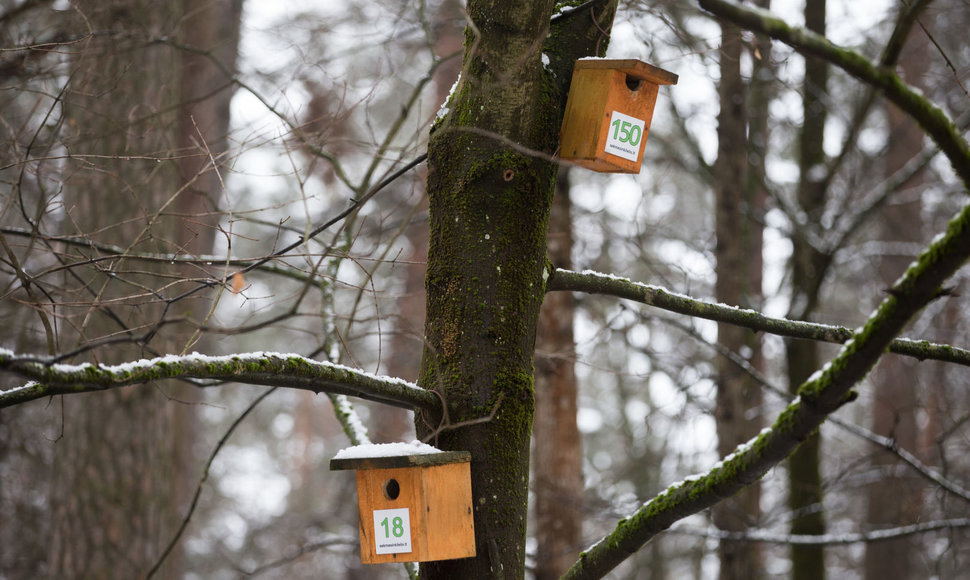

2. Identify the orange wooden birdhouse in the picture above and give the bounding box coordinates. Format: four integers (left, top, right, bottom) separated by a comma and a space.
330, 445, 475, 564
559, 58, 678, 173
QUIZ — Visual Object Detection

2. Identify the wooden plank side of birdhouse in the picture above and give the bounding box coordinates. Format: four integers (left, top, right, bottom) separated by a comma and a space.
421, 460, 477, 561
559, 66, 613, 170
353, 461, 476, 563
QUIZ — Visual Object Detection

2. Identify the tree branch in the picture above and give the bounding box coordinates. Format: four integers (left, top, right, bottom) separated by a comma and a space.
828, 414, 970, 503
236, 536, 359, 576
668, 518, 970, 545
0, 350, 440, 412
562, 188, 970, 577
662, 311, 970, 506
697, 0, 970, 192
547, 268, 970, 367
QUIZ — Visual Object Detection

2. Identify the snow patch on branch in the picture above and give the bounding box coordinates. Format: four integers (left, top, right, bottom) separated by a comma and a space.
434, 73, 460, 124
30, 351, 422, 391
0, 381, 35, 395
332, 394, 372, 446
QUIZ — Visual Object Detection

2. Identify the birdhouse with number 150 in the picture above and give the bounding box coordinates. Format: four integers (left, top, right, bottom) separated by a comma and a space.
330, 443, 475, 564
559, 58, 678, 173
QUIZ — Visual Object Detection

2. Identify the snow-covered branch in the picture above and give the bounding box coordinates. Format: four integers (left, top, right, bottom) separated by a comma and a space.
547, 268, 970, 367
668, 518, 970, 545
0, 350, 440, 412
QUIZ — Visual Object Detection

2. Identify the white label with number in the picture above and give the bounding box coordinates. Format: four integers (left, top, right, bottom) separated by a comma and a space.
605, 110, 645, 162
373, 508, 412, 554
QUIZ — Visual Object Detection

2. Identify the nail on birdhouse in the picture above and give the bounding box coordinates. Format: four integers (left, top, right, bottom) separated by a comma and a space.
330, 443, 476, 564
559, 58, 678, 173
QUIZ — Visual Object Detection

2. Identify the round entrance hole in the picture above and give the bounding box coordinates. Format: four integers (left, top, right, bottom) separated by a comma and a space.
625, 74, 643, 92
384, 478, 400, 500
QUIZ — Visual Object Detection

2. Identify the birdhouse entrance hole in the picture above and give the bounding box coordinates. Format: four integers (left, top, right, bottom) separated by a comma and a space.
625, 75, 643, 92
383, 478, 400, 500
559, 58, 678, 173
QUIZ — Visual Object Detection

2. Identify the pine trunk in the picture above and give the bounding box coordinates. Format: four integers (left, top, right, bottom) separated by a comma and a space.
788, 1, 828, 578
534, 171, 583, 579
48, 2, 239, 577
864, 16, 928, 579
713, 16, 764, 580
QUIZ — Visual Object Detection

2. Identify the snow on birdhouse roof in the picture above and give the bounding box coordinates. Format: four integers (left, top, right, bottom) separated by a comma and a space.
330, 440, 471, 471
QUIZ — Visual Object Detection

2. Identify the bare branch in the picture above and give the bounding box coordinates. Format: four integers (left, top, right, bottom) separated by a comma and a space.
828, 415, 970, 503
146, 387, 278, 579
236, 536, 359, 577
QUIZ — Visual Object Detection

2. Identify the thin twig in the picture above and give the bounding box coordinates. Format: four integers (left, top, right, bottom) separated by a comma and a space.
145, 387, 277, 579
421, 391, 506, 445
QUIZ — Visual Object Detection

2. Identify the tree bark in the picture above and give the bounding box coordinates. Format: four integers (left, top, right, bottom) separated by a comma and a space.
534, 170, 583, 580
177, 0, 241, 255
48, 2, 239, 577
52, 4, 184, 577
787, 1, 828, 578
713, 14, 764, 580
417, 2, 616, 577
864, 14, 929, 580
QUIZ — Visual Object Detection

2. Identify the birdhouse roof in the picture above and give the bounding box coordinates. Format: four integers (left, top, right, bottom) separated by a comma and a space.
575, 58, 679, 85
331, 441, 471, 470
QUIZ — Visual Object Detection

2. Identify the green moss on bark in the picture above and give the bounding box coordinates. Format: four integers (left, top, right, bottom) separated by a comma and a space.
417, 2, 623, 578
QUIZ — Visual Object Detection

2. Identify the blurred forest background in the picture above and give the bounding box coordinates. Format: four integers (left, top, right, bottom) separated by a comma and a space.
1, 0, 969, 578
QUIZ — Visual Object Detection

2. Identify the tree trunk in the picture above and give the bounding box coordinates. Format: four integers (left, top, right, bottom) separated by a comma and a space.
864, 16, 928, 580
178, 0, 241, 256
713, 16, 764, 580
417, 2, 617, 577
787, 1, 828, 578
533, 170, 583, 579
52, 5, 184, 576
48, 2, 239, 577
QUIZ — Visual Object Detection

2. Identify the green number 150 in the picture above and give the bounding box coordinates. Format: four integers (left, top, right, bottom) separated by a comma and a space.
610, 119, 642, 146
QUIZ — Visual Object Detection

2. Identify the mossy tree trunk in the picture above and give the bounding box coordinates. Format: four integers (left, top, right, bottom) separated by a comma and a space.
417, 1, 616, 577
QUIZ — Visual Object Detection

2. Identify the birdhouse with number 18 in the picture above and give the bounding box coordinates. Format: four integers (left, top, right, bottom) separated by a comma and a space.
559, 58, 678, 173
330, 445, 475, 564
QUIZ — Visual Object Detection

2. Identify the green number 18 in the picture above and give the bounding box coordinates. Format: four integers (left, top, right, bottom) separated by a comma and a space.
380, 516, 405, 538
